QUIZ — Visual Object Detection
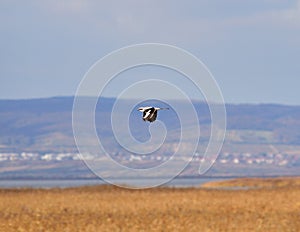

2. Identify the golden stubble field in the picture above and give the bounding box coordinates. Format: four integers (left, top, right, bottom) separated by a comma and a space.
0, 177, 299, 232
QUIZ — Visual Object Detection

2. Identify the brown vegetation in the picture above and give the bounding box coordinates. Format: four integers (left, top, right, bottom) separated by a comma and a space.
0, 177, 299, 232
202, 176, 300, 188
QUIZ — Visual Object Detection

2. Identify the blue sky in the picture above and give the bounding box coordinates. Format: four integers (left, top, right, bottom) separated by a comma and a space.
1, 0, 300, 104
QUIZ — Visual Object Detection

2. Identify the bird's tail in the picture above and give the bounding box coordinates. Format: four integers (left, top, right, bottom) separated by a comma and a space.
156, 107, 169, 110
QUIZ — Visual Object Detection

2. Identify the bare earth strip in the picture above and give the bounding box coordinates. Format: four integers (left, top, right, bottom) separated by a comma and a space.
0, 177, 299, 232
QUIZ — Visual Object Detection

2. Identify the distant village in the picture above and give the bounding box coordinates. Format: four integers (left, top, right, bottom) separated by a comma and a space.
0, 151, 299, 168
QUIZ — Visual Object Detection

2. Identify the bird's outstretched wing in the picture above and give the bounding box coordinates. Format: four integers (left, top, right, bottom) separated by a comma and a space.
155, 107, 169, 110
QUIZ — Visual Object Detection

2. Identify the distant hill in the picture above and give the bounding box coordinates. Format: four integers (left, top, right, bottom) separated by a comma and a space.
1, 97, 300, 153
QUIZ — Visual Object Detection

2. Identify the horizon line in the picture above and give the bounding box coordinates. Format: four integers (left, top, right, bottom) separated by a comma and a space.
0, 95, 298, 107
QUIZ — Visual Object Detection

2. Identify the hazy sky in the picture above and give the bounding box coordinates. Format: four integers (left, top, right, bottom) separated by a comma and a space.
1, 0, 300, 104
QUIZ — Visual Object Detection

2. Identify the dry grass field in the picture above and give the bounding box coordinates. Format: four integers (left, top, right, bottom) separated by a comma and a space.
0, 177, 299, 232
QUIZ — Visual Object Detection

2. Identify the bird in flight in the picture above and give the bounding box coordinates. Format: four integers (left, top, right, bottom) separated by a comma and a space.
138, 106, 169, 122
